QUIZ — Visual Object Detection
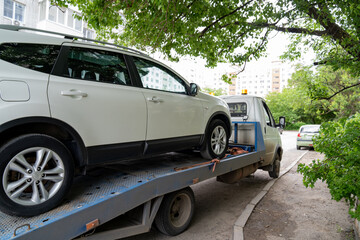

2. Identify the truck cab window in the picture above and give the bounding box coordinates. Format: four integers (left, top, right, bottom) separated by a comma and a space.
228, 102, 247, 117
262, 101, 275, 127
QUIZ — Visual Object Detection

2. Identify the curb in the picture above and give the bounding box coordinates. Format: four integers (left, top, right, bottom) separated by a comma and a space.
232, 151, 308, 240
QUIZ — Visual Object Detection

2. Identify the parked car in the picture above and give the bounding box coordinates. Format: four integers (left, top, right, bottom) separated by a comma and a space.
0, 25, 231, 216
296, 124, 321, 150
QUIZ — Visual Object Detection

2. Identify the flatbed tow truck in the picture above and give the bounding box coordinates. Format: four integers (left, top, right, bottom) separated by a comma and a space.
0, 121, 267, 240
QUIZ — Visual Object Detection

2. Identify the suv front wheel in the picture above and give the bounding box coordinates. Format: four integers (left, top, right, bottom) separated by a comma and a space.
200, 119, 229, 159
0, 134, 74, 217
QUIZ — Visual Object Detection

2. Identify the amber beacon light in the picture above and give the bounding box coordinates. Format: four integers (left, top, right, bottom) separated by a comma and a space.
241, 89, 248, 95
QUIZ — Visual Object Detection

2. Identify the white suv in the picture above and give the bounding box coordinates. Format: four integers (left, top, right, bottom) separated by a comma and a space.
0, 25, 231, 216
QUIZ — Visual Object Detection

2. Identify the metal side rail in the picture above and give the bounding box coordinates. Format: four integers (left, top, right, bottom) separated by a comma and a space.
0, 122, 265, 240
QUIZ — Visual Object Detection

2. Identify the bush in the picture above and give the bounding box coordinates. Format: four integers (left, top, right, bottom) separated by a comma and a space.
286, 121, 306, 130
297, 113, 360, 220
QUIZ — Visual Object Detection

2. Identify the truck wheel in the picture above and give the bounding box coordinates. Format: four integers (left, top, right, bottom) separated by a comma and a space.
296, 145, 300, 150
200, 119, 229, 159
155, 187, 195, 236
0, 134, 74, 217
268, 154, 280, 179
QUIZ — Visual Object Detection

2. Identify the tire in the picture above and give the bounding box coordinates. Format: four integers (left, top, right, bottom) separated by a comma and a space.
296, 145, 300, 150
155, 187, 195, 236
0, 134, 74, 217
200, 119, 229, 159
268, 155, 280, 179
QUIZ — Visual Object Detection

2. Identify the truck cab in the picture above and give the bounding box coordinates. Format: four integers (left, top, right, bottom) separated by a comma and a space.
221, 94, 284, 178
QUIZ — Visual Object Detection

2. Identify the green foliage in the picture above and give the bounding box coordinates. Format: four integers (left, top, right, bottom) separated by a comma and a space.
53, 0, 360, 76
221, 74, 233, 85
201, 87, 227, 96
266, 65, 360, 128
297, 114, 360, 220
266, 88, 310, 129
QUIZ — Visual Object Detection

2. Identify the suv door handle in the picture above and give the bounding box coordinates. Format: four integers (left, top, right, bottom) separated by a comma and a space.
61, 90, 88, 98
147, 96, 164, 103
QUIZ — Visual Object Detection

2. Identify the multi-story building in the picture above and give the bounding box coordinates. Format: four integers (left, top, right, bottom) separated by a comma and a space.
204, 60, 294, 98
0, 0, 93, 38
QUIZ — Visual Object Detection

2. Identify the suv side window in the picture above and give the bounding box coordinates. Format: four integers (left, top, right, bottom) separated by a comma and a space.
60, 47, 131, 85
0, 43, 60, 74
262, 101, 275, 127
133, 57, 187, 94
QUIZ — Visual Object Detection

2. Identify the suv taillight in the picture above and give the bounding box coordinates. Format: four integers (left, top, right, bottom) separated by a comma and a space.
297, 133, 301, 137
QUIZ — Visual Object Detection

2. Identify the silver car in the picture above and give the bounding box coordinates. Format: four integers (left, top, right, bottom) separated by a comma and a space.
296, 125, 321, 150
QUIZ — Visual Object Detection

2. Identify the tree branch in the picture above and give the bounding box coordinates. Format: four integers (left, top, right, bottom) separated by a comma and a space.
199, 0, 254, 38
247, 22, 328, 36
306, 3, 360, 60
319, 81, 360, 100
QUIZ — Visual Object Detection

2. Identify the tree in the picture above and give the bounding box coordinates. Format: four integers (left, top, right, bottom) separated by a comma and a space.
266, 65, 360, 129
266, 88, 308, 129
55, 0, 360, 81
289, 65, 360, 119
201, 87, 227, 96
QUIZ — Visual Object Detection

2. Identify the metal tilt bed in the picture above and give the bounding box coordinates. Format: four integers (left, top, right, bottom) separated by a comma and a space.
0, 122, 265, 240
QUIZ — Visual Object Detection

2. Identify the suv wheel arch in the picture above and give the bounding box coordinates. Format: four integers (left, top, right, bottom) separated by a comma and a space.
0, 117, 87, 170
201, 112, 231, 146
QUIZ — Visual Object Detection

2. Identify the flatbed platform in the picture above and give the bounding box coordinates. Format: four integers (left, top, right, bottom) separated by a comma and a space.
0, 122, 265, 240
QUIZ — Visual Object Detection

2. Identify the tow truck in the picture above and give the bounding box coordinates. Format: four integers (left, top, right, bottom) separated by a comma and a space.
0, 95, 284, 240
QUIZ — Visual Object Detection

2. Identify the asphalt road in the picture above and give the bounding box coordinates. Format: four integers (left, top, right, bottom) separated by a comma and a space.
123, 131, 304, 240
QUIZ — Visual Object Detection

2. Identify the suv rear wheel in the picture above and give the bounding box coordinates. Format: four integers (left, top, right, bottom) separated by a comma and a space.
0, 134, 74, 217
201, 119, 229, 159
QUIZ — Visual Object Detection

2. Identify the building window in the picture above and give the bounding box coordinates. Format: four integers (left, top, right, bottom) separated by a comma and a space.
47, 5, 83, 32
4, 0, 25, 22
39, 1, 46, 21
58, 8, 65, 24
67, 9, 74, 27
74, 13, 82, 31
83, 28, 94, 39
48, 5, 56, 22
48, 5, 66, 25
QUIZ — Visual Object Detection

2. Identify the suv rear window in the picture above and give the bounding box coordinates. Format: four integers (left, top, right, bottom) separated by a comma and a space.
301, 126, 320, 133
0, 43, 60, 74
228, 102, 247, 117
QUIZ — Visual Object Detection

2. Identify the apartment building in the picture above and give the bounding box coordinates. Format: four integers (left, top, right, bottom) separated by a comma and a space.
0, 0, 93, 38
204, 60, 293, 98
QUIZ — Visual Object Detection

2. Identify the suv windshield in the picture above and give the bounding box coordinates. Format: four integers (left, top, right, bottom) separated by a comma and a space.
301, 126, 320, 133
228, 102, 247, 117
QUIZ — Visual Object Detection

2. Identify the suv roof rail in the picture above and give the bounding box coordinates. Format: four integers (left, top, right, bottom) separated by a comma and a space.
0, 24, 149, 57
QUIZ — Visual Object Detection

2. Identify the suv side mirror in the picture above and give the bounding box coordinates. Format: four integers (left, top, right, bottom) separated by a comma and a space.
189, 83, 199, 96
279, 116, 286, 128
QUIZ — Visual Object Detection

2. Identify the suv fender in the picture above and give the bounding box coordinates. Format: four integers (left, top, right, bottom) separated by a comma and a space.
200, 112, 231, 145
0, 117, 87, 169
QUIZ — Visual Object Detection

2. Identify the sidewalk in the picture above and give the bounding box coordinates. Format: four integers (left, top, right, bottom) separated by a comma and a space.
243, 151, 355, 240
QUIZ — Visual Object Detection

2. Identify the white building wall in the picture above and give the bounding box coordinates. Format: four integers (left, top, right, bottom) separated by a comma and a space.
0, 0, 93, 38
1, 0, 34, 26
